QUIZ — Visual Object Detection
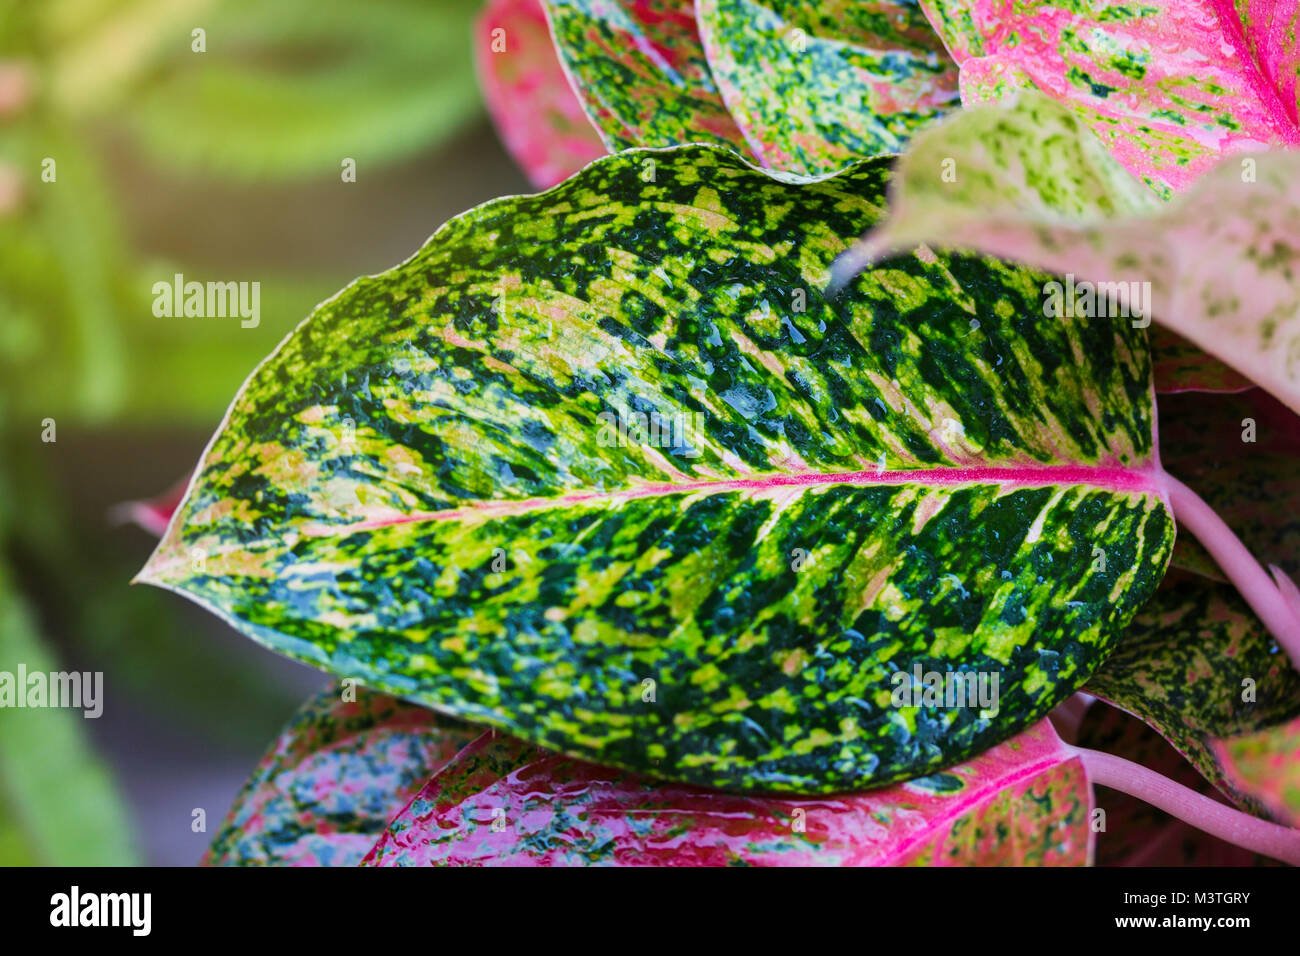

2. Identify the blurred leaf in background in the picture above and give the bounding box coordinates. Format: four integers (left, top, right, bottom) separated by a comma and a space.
0, 556, 141, 865
0, 0, 489, 864
101, 0, 484, 181
3, 0, 483, 424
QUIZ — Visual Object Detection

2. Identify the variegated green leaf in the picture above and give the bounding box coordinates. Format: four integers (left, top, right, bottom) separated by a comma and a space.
541, 0, 748, 153
836, 94, 1300, 418
1158, 390, 1300, 582
205, 686, 478, 866
696, 0, 960, 176
918, 0, 1300, 197
1087, 573, 1300, 824
139, 145, 1172, 793
361, 719, 1092, 865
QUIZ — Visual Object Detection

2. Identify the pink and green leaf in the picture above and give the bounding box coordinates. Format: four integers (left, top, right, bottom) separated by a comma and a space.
1086, 572, 1300, 824
918, 0, 1300, 196
476, 0, 608, 189
361, 719, 1092, 865
204, 687, 479, 866
138, 145, 1171, 794
541, 0, 749, 152
837, 94, 1300, 418
696, 0, 961, 176
1212, 719, 1300, 827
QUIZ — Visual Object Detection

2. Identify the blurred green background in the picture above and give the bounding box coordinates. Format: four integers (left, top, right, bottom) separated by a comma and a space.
0, 0, 530, 864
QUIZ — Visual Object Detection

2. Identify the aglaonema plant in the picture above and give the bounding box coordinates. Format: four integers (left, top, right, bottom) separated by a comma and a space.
474, 0, 606, 189
130, 0, 1300, 866
1084, 388, 1300, 827
136, 140, 1300, 865
205, 685, 1298, 866
476, 0, 1280, 406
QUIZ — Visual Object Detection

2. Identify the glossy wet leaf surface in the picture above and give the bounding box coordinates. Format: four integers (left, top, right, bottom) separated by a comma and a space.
698, 0, 960, 176
140, 144, 1172, 793
204, 687, 479, 866
362, 719, 1091, 865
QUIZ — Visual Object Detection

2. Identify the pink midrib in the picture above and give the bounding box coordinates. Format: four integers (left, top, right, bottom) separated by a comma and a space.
315, 462, 1166, 536
1207, 0, 1300, 141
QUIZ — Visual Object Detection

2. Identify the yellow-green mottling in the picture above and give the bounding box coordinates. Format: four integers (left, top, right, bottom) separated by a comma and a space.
697, 0, 960, 176
141, 146, 1173, 793
542, 0, 749, 153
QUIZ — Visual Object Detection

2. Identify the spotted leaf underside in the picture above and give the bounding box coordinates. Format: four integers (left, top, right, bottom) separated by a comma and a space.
1078, 703, 1275, 866
1150, 327, 1254, 396
1159, 390, 1300, 582
541, 0, 748, 153
1087, 573, 1300, 825
841, 95, 1300, 418
362, 719, 1091, 865
204, 687, 479, 866
140, 145, 1172, 794
918, 0, 1300, 196
476, 0, 607, 189
695, 0, 960, 177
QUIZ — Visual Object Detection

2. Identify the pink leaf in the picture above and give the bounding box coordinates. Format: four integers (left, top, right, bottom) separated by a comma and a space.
475, 0, 607, 188
205, 688, 480, 866
109, 474, 190, 537
1209, 716, 1300, 827
919, 0, 1300, 195
361, 719, 1093, 866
